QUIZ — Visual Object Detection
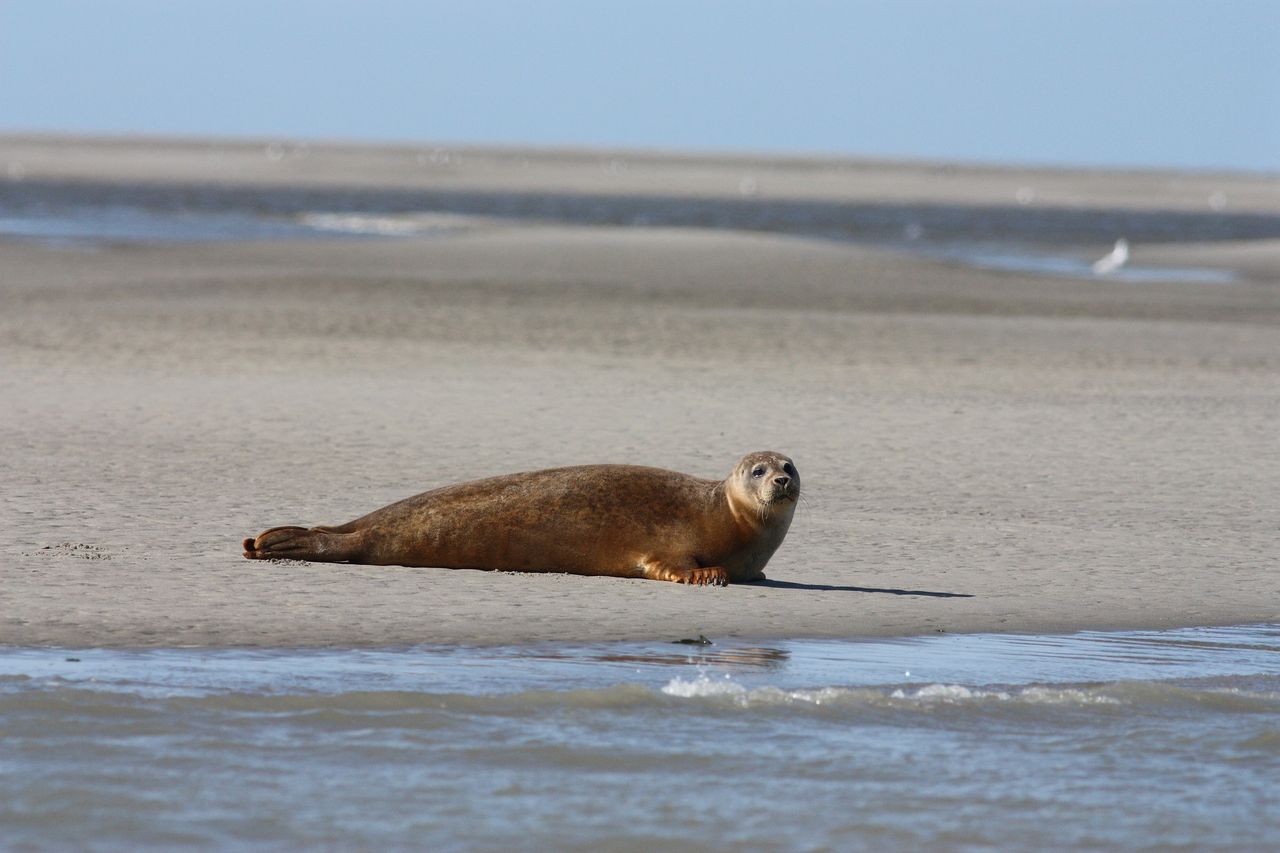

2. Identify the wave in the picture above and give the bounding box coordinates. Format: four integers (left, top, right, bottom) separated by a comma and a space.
4, 674, 1276, 725
659, 673, 1280, 714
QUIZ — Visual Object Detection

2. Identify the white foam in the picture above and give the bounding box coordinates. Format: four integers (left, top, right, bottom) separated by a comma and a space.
300, 213, 434, 236
661, 674, 747, 699
1021, 686, 1121, 705
662, 676, 1127, 709
892, 683, 1007, 701
663, 675, 879, 709
889, 683, 1121, 705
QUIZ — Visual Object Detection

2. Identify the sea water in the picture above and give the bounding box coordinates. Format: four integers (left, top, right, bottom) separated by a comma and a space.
2, 625, 1277, 851
5, 178, 1278, 283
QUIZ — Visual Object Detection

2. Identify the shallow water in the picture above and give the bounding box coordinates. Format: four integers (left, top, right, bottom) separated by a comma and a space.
0, 203, 327, 245
3, 178, 1275, 284
0, 204, 472, 245
3, 625, 1277, 851
913, 242, 1238, 284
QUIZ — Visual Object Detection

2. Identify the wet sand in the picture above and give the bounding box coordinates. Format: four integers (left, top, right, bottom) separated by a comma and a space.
2, 136, 1278, 646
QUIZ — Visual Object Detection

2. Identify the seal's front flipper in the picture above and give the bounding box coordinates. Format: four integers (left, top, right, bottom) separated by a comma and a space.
641, 560, 729, 587
242, 526, 362, 563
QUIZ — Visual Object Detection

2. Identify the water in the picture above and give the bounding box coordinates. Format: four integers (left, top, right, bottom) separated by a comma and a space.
3, 625, 1277, 851
0, 202, 476, 246
4, 178, 1277, 282
914, 242, 1238, 284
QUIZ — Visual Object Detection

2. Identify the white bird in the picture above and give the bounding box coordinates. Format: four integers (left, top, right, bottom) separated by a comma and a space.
1091, 238, 1130, 275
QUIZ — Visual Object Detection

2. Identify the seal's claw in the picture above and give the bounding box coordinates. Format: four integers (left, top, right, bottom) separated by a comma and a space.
683, 567, 729, 587
642, 562, 728, 587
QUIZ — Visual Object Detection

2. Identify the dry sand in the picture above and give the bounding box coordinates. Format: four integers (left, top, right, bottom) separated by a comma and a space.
7, 132, 1280, 211
2, 136, 1278, 647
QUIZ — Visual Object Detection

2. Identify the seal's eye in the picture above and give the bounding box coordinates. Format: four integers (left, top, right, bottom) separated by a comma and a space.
751, 465, 766, 478
783, 462, 796, 476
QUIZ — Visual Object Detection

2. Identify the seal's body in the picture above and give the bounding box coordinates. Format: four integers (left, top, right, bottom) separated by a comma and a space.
243, 452, 799, 586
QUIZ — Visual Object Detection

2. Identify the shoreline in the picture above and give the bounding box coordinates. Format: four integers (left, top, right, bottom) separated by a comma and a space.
6, 132, 1280, 212
4, 620, 1279, 653
13, 129, 1280, 177
2, 136, 1278, 649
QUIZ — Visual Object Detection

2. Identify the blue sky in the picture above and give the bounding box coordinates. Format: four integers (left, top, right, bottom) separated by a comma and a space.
2, 0, 1276, 172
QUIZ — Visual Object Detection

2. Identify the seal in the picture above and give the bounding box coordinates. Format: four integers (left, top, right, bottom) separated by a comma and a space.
242, 451, 799, 586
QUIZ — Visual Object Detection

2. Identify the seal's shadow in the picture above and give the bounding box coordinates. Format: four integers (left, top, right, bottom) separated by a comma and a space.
746, 579, 973, 598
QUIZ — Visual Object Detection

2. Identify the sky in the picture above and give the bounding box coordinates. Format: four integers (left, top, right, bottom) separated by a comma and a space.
1, 0, 1277, 172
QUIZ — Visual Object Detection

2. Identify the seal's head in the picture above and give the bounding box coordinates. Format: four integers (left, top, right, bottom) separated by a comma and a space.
727, 451, 800, 520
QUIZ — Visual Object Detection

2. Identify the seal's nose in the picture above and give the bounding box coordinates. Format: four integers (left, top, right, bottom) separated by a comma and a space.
773, 475, 791, 489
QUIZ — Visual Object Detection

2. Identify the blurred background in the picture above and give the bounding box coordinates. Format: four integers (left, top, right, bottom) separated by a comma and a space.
2, 0, 1277, 172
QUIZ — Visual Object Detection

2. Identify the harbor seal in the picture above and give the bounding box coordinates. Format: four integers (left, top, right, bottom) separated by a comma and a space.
242, 451, 799, 586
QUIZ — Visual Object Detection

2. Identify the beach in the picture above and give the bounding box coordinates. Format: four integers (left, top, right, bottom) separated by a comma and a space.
3, 135, 1279, 647
3, 135, 1280, 851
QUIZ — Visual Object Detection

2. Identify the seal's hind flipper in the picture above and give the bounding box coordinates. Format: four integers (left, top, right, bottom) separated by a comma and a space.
243, 526, 362, 563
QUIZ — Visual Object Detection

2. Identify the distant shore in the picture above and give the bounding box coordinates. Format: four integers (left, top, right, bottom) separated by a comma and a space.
2, 135, 1277, 647
5, 131, 1280, 211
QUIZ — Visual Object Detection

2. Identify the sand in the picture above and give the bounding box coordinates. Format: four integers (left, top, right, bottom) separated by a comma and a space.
2, 136, 1278, 647
6, 132, 1280, 212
